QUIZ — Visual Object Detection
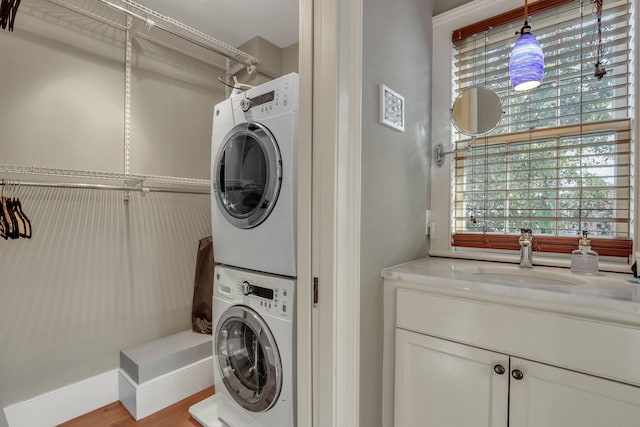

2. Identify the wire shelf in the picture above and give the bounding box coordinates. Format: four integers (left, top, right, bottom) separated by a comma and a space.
12, 1, 222, 195
0, 164, 210, 188
21, 0, 260, 70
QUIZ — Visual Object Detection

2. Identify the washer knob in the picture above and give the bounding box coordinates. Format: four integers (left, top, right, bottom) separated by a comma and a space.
241, 281, 253, 296
240, 98, 252, 112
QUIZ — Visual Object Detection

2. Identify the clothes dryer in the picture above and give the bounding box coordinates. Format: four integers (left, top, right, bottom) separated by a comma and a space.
190, 265, 295, 427
211, 73, 298, 277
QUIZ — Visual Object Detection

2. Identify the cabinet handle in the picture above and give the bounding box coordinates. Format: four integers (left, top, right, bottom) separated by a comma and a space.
493, 364, 505, 375
511, 369, 524, 380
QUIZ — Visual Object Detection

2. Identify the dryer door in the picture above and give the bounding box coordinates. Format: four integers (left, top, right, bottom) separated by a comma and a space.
213, 121, 282, 229
215, 305, 282, 412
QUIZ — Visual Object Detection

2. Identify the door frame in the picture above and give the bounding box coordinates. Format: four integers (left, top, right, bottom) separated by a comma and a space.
296, 0, 314, 423
297, 0, 363, 425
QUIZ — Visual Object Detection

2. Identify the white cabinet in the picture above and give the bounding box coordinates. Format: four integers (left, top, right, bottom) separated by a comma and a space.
395, 329, 640, 427
394, 329, 509, 427
509, 357, 640, 427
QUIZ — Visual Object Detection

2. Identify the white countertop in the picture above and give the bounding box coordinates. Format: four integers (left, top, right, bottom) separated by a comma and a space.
382, 257, 640, 325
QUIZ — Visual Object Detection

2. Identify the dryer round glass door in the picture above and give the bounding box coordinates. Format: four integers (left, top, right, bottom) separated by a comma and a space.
214, 121, 282, 229
215, 305, 282, 412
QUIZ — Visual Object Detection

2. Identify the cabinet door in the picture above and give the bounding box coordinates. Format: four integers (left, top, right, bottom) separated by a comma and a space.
394, 328, 509, 427
509, 357, 640, 427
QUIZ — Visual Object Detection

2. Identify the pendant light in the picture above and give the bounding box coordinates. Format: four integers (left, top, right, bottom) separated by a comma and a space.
509, 0, 544, 91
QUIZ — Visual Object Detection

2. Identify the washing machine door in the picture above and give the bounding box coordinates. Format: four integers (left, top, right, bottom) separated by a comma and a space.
215, 305, 282, 412
213, 121, 282, 229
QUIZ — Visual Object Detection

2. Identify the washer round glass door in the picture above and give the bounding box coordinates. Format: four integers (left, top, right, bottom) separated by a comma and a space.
215, 305, 282, 412
214, 121, 282, 229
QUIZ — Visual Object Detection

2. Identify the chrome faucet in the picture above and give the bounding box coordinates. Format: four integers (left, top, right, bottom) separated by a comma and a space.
519, 228, 533, 268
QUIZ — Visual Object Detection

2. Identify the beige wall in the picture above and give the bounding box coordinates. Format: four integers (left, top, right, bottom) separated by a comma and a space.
282, 43, 300, 75
360, 0, 433, 425
237, 36, 300, 87
0, 9, 224, 427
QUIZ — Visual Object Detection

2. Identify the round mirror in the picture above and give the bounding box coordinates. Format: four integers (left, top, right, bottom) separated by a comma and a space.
451, 87, 502, 135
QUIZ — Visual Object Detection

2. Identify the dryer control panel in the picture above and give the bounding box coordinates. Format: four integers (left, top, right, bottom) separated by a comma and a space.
231, 72, 299, 119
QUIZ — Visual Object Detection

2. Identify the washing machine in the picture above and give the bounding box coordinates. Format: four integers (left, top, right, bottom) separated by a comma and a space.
190, 264, 296, 427
211, 73, 299, 277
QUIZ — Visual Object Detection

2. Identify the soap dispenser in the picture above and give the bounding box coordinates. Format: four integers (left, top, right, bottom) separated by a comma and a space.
570, 231, 599, 274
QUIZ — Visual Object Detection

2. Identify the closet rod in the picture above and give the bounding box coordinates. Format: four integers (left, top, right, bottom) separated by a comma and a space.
0, 180, 210, 195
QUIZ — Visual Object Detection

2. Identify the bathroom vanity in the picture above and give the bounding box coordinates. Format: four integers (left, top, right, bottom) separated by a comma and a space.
381, 257, 640, 427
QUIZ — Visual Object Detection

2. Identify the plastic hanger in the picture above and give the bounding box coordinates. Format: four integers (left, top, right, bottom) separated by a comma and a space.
6, 197, 18, 239
8, 0, 21, 31
0, 201, 6, 240
10, 198, 25, 238
0, 182, 6, 239
0, 0, 21, 31
14, 198, 31, 238
0, 196, 9, 240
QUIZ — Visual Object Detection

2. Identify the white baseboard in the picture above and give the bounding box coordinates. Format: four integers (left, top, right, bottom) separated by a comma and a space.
119, 356, 214, 420
3, 369, 119, 427
3, 358, 213, 426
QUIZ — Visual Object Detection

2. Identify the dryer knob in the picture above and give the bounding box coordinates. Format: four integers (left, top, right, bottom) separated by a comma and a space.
240, 98, 252, 112
241, 281, 253, 296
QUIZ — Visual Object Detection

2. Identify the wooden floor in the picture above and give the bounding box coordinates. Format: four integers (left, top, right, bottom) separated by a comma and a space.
58, 387, 215, 427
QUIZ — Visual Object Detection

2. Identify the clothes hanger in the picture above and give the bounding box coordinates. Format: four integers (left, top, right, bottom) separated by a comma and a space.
2, 183, 17, 239
8, 0, 20, 31
0, 198, 6, 240
13, 181, 31, 238
0, 0, 20, 31
8, 182, 21, 238
0, 0, 11, 30
0, 0, 7, 29
10, 196, 25, 238
6, 198, 17, 239
16, 198, 31, 238
0, 182, 8, 240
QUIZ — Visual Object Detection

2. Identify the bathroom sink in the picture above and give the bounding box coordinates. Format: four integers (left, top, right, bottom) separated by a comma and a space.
454, 266, 586, 287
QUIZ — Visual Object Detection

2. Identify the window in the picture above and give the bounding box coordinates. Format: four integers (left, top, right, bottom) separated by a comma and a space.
449, 0, 633, 260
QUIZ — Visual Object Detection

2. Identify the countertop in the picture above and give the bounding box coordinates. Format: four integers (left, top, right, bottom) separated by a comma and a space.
382, 257, 640, 325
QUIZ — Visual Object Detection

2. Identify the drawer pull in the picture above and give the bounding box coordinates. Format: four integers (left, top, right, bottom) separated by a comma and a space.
493, 364, 506, 375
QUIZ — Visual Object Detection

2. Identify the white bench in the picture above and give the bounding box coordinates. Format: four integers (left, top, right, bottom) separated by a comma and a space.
118, 330, 213, 420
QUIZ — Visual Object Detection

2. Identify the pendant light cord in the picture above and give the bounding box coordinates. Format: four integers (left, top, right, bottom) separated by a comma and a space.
520, 0, 532, 34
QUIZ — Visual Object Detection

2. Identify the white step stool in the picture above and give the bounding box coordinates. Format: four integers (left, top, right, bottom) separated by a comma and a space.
118, 330, 213, 420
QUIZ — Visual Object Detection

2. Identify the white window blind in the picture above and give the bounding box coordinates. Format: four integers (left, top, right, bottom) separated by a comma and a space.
451, 0, 633, 258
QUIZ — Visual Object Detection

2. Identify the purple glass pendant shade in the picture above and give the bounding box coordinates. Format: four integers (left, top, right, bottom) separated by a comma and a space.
509, 26, 544, 91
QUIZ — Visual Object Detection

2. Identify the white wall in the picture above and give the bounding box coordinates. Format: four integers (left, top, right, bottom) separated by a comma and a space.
0, 7, 223, 426
360, 0, 433, 425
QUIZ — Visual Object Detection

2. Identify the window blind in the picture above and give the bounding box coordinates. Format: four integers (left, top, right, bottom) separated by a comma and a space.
451, 0, 633, 258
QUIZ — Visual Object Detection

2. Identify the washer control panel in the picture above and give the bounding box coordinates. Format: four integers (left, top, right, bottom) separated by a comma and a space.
215, 267, 295, 319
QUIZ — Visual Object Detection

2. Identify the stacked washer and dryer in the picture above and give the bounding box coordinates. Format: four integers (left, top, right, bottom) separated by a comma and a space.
190, 73, 299, 427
